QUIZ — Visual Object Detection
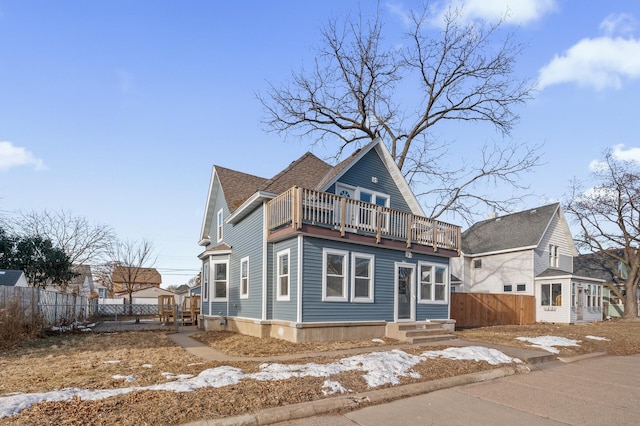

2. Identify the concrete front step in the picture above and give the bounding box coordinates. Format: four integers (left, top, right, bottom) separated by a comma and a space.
410, 334, 457, 344
397, 323, 446, 331
404, 329, 453, 338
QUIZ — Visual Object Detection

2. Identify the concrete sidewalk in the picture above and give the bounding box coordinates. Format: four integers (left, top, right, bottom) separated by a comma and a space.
275, 353, 640, 426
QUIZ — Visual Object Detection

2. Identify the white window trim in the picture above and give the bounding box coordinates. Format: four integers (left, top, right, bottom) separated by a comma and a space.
217, 208, 224, 242
417, 262, 449, 304
277, 249, 290, 301
322, 248, 349, 302
240, 256, 249, 299
351, 252, 374, 303
212, 260, 229, 302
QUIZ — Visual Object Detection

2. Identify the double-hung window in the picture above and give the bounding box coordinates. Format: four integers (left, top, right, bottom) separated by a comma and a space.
213, 261, 228, 301
240, 257, 249, 299
419, 263, 448, 303
217, 209, 224, 242
541, 283, 562, 306
351, 252, 374, 303
323, 248, 348, 302
202, 261, 210, 301
277, 250, 290, 301
549, 244, 559, 267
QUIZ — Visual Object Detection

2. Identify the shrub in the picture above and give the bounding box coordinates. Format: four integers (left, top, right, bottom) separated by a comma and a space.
0, 297, 43, 350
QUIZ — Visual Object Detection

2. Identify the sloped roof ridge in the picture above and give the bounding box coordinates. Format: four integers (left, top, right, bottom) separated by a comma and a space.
316, 140, 377, 190
469, 202, 560, 229
262, 151, 332, 194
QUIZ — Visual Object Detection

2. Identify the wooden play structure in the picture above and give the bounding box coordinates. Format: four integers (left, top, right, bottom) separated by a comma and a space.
157, 295, 201, 325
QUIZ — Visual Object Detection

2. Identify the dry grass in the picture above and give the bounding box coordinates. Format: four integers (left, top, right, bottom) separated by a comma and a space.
0, 298, 43, 350
456, 319, 640, 356
191, 330, 401, 356
3, 320, 640, 425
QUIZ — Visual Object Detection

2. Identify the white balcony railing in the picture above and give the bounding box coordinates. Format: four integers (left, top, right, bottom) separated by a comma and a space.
266, 186, 460, 253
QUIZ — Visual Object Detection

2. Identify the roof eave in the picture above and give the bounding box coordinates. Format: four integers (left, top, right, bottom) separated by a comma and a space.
226, 191, 276, 224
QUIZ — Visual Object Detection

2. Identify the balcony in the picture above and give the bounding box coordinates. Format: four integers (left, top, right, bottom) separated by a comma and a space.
266, 187, 461, 254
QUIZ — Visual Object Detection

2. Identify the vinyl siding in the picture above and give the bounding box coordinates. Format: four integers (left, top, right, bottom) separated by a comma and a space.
327, 148, 411, 213
301, 237, 449, 322
465, 250, 534, 295
535, 212, 573, 275
271, 238, 298, 322
226, 206, 264, 319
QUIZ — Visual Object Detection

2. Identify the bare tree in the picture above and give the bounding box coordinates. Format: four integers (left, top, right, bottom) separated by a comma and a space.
11, 209, 116, 266
108, 239, 156, 313
565, 151, 640, 319
259, 5, 540, 223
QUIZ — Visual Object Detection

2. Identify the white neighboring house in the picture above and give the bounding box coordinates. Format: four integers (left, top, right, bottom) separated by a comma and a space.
450, 203, 604, 323
0, 269, 29, 287
115, 286, 178, 304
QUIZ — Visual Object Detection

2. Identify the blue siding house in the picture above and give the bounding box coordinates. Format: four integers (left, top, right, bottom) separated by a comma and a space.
198, 138, 461, 342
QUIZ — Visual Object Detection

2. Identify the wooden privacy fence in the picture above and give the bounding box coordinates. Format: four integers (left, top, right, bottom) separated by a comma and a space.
450, 293, 536, 328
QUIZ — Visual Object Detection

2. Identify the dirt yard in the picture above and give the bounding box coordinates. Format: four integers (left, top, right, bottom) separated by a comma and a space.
1, 320, 639, 425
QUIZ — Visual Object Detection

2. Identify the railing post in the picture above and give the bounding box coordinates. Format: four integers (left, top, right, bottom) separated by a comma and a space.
432, 220, 438, 252
340, 197, 346, 237
296, 186, 303, 230
407, 214, 412, 248
376, 207, 382, 243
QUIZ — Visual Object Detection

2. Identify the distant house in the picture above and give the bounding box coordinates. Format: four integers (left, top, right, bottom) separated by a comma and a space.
115, 286, 177, 304
59, 264, 95, 297
111, 266, 162, 296
0, 270, 28, 287
451, 203, 604, 323
573, 251, 637, 319
198, 138, 461, 342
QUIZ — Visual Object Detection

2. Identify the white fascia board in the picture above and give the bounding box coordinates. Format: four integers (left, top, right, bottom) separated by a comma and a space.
320, 139, 380, 191
226, 191, 276, 224
200, 167, 219, 241
465, 245, 538, 257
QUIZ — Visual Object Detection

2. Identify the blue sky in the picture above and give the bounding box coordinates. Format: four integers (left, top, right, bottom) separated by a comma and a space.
2, 0, 640, 287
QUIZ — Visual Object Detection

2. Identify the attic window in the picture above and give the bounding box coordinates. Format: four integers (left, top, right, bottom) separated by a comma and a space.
473, 259, 482, 268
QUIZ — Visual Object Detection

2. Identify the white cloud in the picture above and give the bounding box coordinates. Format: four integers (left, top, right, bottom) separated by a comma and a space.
431, 0, 557, 26
600, 13, 638, 37
539, 13, 640, 91
611, 143, 640, 162
0, 141, 46, 172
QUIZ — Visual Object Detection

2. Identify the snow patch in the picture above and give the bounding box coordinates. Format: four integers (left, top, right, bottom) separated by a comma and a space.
516, 336, 579, 354
585, 335, 609, 341
322, 380, 347, 396
422, 346, 522, 365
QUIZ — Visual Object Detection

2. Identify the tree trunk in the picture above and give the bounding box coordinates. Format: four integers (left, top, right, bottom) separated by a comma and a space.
622, 287, 639, 319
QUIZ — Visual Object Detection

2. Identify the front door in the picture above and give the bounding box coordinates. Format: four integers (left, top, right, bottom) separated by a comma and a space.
395, 263, 415, 321
576, 287, 584, 321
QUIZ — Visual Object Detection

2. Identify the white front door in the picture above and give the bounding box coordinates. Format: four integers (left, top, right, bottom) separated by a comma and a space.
395, 262, 416, 321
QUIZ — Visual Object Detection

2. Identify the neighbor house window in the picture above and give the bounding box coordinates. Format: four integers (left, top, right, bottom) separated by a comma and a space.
202, 261, 209, 301
323, 248, 348, 302
517, 284, 526, 292
549, 244, 559, 267
277, 250, 290, 301
503, 285, 513, 292
571, 283, 576, 307
351, 252, 374, 303
213, 262, 228, 300
541, 283, 562, 306
419, 263, 448, 303
240, 257, 249, 299
217, 208, 224, 242
473, 259, 482, 268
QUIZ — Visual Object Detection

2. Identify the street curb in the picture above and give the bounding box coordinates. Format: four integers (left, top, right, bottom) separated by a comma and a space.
557, 351, 607, 363
182, 365, 526, 426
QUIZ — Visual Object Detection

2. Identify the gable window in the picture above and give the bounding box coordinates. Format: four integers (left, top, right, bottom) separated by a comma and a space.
473, 259, 482, 268
213, 262, 228, 301
541, 283, 562, 306
202, 261, 210, 301
240, 257, 249, 299
277, 249, 290, 301
351, 252, 374, 303
217, 209, 224, 242
503, 285, 512, 292
549, 244, 559, 268
323, 248, 348, 302
419, 263, 448, 303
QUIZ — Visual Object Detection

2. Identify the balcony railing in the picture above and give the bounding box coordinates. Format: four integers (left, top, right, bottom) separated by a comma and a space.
266, 186, 460, 253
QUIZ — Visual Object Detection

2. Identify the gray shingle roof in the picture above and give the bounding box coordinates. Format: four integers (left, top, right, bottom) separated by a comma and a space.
573, 251, 623, 283
0, 269, 24, 286
462, 203, 560, 255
